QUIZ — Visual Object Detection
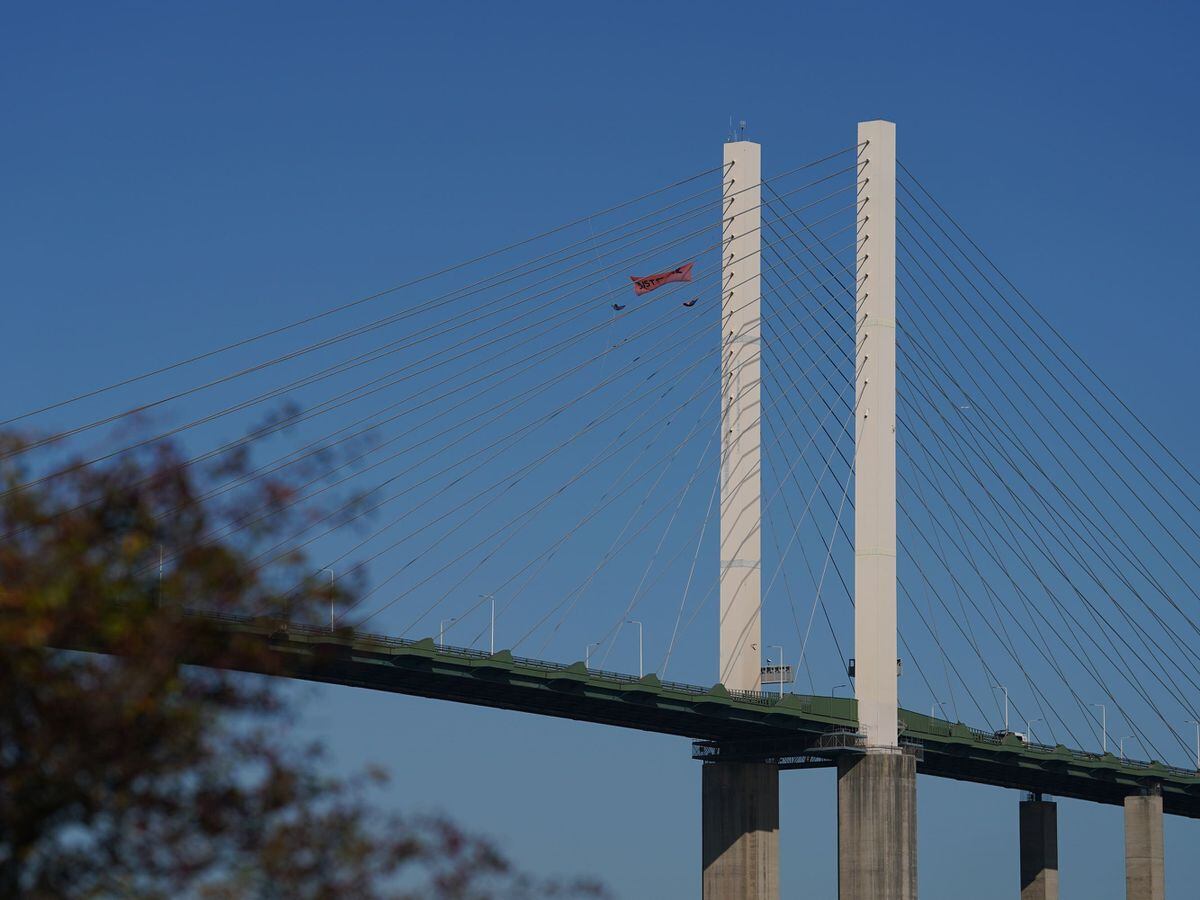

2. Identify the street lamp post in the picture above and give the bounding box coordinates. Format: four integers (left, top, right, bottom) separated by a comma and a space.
1026, 717, 1044, 744
625, 619, 643, 677
1092, 703, 1108, 753
833, 683, 847, 698
322, 568, 335, 631
1119, 734, 1135, 760
480, 594, 495, 654
439, 617, 457, 649
993, 685, 1009, 732
585, 641, 602, 671
930, 699, 945, 720
770, 645, 785, 697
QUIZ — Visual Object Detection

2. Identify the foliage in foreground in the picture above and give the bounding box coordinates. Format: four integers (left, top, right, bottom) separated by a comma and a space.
0, 432, 605, 899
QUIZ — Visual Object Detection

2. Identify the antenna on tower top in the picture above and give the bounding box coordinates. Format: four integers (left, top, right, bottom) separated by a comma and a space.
739, 119, 747, 140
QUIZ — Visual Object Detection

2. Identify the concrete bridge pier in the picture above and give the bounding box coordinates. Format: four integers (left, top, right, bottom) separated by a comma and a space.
837, 748, 917, 900
1125, 788, 1165, 900
701, 761, 779, 900
1019, 795, 1059, 900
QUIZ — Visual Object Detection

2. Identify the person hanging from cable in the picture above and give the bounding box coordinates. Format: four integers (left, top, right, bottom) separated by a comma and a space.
629, 261, 693, 296
681, 298, 697, 308
611, 303, 626, 311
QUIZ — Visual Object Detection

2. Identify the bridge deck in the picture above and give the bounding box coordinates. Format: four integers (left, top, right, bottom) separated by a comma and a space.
68, 610, 1200, 818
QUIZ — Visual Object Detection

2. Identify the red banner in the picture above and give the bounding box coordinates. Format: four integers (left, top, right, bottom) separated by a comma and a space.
630, 262, 694, 296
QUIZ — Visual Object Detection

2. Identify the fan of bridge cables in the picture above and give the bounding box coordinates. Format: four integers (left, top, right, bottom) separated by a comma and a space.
6, 139, 1200, 770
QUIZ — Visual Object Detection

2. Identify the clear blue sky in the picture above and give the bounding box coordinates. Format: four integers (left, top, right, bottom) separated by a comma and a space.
4, 2, 1200, 897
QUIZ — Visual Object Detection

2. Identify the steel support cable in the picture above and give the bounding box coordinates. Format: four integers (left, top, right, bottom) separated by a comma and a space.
168, 287, 726, 583
896, 291, 1200, 700
761, 200, 971, 717
377, 371, 726, 635
715, 373, 861, 679
167, 261, 739, 564
266, 328, 723, 622
764, 349, 991, 726
471, 281, 857, 653
756, 393, 838, 687
427, 401, 723, 654
896, 328, 1171, 704
759, 437, 842, 690
891, 285, 1067, 733
896, 364, 1188, 759
762, 183, 861, 309
343, 349, 729, 628
898, 361, 1054, 736
472, 384, 725, 654
467, 397, 726, 652
757, 375, 854, 670
26, 248, 729, 549
763, 217, 969, 720
233, 241, 862, 604
897, 347, 1102, 744
227, 242, 861, 583
764, 185, 1004, 722
5, 211, 779, 540
658, 251, 867, 679
175, 277, 709, 519
895, 268, 1200, 682
516, 292, 857, 653
895, 485, 1081, 742
893, 418, 968, 723
3, 197, 731, 480
304, 348, 726, 618
6, 156, 859, 453
765, 219, 961, 722
539, 415, 724, 661
659, 457, 720, 677
763, 318, 963, 720
0, 159, 744, 430
896, 163, 1200, 512
898, 337, 1200, 730
516, 285, 864, 667
902, 307, 1200, 710
469, 343, 747, 639
662, 271, 859, 681
757, 272, 999, 726
896, 429, 1162, 756
6, 197, 859, 521
759, 213, 858, 310
598, 388, 850, 676
894, 250, 1200, 653
791, 427, 855, 674
590, 335, 855, 669
894, 203, 1200, 577
758, 377, 964, 720
893, 224, 1200, 613
668, 348, 850, 664
896, 266, 1200, 691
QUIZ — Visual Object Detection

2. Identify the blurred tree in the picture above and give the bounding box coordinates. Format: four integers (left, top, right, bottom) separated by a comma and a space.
0, 431, 604, 900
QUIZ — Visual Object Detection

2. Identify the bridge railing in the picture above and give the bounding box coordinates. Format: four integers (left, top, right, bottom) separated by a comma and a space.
186, 608, 1200, 776
187, 609, 788, 706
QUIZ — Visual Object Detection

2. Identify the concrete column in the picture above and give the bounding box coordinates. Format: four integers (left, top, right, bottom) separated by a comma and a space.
702, 762, 779, 900
1019, 798, 1059, 900
719, 139, 763, 692
855, 120, 899, 747
838, 750, 916, 900
1124, 791, 1165, 900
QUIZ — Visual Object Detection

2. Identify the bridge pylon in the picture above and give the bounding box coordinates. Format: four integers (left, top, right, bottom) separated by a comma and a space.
837, 119, 918, 900
701, 138, 779, 900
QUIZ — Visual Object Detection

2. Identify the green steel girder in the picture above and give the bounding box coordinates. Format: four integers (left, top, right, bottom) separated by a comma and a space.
58, 610, 1200, 818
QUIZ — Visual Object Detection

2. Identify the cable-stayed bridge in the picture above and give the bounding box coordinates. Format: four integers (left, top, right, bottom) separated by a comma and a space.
8, 121, 1200, 900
